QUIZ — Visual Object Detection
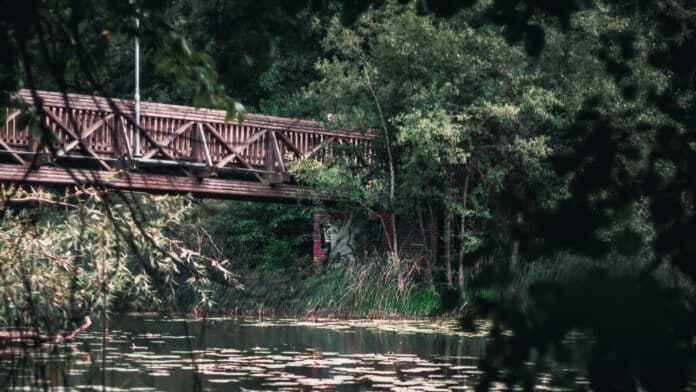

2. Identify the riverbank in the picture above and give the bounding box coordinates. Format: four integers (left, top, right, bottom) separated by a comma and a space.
124, 252, 693, 320
123, 261, 466, 319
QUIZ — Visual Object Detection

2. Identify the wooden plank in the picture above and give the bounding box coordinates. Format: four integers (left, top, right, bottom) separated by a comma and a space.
198, 123, 213, 166
208, 123, 265, 157
141, 120, 194, 159
0, 139, 26, 165
304, 137, 335, 159
6, 109, 21, 123
275, 131, 302, 158
58, 113, 114, 155
0, 109, 26, 164
119, 117, 134, 160
43, 108, 112, 170
0, 164, 321, 201
264, 130, 273, 173
136, 124, 178, 162
269, 131, 286, 173
205, 123, 267, 184
18, 90, 375, 139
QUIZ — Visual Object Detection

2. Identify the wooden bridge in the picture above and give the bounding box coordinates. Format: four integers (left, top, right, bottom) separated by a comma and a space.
0, 90, 372, 200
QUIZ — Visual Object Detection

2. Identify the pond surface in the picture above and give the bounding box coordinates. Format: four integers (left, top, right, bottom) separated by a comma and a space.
0, 315, 688, 391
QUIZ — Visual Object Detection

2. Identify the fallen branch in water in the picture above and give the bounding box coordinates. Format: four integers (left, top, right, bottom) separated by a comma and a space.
0, 316, 91, 344
61, 316, 92, 342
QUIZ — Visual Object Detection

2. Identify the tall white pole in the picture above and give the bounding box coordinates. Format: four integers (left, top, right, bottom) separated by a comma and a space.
134, 12, 141, 157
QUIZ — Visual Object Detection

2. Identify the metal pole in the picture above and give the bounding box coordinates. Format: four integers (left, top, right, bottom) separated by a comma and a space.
134, 11, 141, 157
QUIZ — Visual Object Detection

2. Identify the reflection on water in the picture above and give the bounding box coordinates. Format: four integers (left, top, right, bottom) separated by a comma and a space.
0, 316, 690, 391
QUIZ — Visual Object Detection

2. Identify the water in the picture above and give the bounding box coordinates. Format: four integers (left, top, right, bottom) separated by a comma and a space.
0, 315, 664, 391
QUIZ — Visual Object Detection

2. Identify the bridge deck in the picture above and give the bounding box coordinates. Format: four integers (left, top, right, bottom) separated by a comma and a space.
1, 90, 372, 200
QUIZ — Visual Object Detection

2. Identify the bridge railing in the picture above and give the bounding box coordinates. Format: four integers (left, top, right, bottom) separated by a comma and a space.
1, 90, 373, 185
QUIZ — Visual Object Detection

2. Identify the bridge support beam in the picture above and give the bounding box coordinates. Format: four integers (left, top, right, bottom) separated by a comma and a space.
0, 164, 311, 201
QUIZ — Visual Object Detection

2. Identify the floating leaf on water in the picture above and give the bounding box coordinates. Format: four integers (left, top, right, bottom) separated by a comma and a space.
148, 371, 171, 377
240, 366, 266, 372
217, 371, 249, 377
359, 374, 401, 381
268, 355, 293, 361
419, 387, 450, 392
296, 377, 345, 386
363, 369, 395, 376
199, 370, 236, 376
260, 363, 287, 369
208, 378, 239, 384
334, 366, 377, 374
72, 385, 130, 391
263, 381, 300, 387
250, 358, 275, 363
103, 367, 140, 373
159, 335, 195, 340
249, 372, 274, 378
450, 365, 477, 370
401, 367, 441, 373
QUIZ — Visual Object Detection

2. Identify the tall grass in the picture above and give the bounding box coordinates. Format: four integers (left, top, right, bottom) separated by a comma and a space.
194, 256, 445, 318
294, 260, 441, 318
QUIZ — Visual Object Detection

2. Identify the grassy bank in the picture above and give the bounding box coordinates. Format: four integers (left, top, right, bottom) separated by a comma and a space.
139, 257, 457, 318
126, 251, 696, 319
219, 261, 447, 318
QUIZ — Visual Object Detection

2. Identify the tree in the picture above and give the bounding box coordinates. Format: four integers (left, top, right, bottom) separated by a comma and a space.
0, 186, 236, 341
286, 2, 695, 389
291, 2, 588, 292
454, 1, 696, 391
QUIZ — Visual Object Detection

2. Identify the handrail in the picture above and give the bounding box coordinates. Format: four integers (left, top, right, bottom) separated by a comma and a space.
17, 90, 374, 139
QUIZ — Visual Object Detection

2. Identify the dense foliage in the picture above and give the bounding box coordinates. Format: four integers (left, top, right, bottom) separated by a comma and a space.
275, 2, 696, 390
0, 186, 236, 336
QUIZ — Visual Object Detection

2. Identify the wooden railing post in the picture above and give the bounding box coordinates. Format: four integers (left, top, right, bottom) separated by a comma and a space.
191, 122, 202, 163
113, 116, 136, 170
190, 123, 213, 179
262, 130, 287, 184
26, 113, 52, 166
264, 130, 273, 182
264, 131, 272, 170
113, 116, 126, 158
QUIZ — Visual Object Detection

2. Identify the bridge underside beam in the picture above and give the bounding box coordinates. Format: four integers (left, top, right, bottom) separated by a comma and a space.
0, 164, 313, 202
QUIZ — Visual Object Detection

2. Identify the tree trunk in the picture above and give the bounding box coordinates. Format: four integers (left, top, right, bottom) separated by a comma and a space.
417, 203, 437, 294
444, 208, 453, 288
428, 203, 438, 276
0, 316, 91, 344
362, 66, 398, 262
457, 170, 470, 290
510, 211, 523, 266
390, 212, 398, 260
